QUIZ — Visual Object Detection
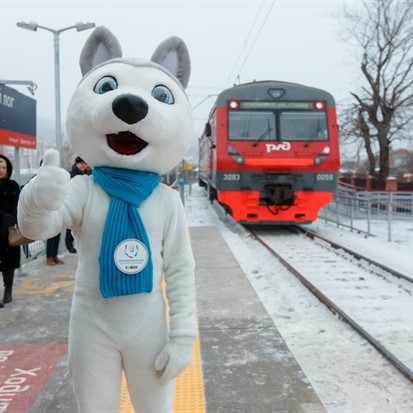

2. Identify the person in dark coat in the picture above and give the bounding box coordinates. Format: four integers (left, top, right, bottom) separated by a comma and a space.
0, 154, 20, 307
65, 156, 91, 254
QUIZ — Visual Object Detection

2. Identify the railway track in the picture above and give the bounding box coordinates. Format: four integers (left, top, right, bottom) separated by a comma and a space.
245, 224, 413, 383
298, 226, 413, 283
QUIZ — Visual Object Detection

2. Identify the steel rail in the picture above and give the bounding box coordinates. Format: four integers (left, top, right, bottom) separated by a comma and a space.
296, 226, 413, 283
246, 226, 413, 384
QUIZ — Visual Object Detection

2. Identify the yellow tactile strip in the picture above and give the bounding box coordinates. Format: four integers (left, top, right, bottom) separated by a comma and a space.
173, 338, 206, 412
120, 337, 206, 412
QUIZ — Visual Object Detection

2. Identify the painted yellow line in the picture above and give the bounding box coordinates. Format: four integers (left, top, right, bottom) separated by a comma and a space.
120, 336, 206, 412
20, 275, 74, 295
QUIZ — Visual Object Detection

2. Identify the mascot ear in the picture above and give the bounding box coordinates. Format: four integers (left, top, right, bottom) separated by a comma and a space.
151, 36, 191, 89
79, 26, 122, 76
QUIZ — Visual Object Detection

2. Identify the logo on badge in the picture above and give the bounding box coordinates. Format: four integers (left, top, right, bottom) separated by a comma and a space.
114, 239, 148, 275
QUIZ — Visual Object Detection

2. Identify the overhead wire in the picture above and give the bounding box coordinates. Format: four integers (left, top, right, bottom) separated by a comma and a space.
228, 0, 276, 86
225, 1, 266, 87
191, 1, 276, 129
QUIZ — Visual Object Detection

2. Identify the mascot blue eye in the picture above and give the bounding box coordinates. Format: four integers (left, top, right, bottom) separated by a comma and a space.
152, 85, 174, 104
94, 76, 118, 94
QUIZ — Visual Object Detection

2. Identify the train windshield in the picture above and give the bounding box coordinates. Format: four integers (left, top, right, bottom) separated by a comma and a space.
229, 111, 276, 141
228, 107, 328, 142
280, 112, 327, 141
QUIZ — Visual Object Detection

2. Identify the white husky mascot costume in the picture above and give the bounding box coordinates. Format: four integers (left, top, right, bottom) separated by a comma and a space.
18, 26, 197, 412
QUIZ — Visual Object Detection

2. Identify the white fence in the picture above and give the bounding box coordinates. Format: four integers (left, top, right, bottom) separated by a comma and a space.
21, 240, 47, 263
319, 184, 413, 248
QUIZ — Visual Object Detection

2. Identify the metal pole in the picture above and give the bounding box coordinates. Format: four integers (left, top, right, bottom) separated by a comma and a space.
14, 147, 21, 186
367, 194, 371, 235
335, 197, 339, 227
53, 32, 62, 166
387, 192, 392, 242
17, 22, 95, 166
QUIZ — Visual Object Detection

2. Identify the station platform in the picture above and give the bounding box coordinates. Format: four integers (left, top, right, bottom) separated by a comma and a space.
0, 225, 325, 412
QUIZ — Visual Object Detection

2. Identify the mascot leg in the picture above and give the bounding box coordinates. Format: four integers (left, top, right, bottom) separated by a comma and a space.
123, 341, 175, 413
68, 292, 172, 412
68, 296, 124, 412
122, 306, 173, 412
68, 333, 122, 412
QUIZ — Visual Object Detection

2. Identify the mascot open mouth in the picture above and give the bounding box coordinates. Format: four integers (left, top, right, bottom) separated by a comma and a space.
106, 131, 148, 155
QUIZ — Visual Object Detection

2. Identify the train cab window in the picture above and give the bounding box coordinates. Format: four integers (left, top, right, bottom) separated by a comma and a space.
280, 112, 327, 141
229, 111, 276, 141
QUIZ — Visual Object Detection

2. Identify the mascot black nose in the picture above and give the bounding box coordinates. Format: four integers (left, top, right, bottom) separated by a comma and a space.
112, 94, 148, 124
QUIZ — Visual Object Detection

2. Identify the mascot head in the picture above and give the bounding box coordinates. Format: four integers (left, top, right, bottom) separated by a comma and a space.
66, 26, 193, 174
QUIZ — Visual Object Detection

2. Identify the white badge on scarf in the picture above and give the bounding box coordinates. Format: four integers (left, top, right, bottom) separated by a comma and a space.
114, 239, 148, 275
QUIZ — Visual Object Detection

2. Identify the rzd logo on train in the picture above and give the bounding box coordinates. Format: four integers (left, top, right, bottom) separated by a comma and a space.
265, 142, 291, 153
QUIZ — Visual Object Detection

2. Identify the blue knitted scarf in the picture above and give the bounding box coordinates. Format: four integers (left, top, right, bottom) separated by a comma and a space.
92, 167, 160, 298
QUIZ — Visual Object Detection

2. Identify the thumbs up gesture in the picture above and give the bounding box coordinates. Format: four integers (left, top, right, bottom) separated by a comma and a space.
32, 148, 70, 211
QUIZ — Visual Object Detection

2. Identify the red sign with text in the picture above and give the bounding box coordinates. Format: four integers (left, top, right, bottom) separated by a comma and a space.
0, 343, 67, 412
0, 129, 36, 149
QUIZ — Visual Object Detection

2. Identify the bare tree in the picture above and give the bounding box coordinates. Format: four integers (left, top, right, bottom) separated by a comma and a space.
340, 0, 413, 178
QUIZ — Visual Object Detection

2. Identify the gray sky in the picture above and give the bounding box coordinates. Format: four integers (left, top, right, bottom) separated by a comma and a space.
2, 0, 359, 138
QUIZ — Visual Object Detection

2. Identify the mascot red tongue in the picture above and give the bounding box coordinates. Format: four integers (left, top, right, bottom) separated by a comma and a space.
18, 26, 196, 412
106, 131, 148, 155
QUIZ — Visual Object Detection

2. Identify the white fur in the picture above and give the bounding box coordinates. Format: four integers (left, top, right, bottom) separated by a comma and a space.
18, 27, 196, 413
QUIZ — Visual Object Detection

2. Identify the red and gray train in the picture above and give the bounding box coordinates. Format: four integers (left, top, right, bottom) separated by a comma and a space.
198, 80, 340, 224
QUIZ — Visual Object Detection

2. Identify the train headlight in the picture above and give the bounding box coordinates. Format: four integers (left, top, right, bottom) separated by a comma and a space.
314, 147, 330, 165
227, 144, 245, 164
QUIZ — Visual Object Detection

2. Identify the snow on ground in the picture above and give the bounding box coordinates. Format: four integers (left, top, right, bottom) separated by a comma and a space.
304, 222, 412, 278
185, 184, 413, 413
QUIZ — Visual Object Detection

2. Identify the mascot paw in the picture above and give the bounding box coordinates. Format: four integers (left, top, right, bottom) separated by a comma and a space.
33, 149, 70, 211
154, 338, 194, 385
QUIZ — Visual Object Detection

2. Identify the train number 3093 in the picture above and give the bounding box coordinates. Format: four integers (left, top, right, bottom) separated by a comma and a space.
223, 173, 241, 181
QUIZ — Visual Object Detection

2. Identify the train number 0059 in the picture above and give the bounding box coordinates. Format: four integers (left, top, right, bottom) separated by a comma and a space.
316, 174, 334, 181
223, 173, 241, 181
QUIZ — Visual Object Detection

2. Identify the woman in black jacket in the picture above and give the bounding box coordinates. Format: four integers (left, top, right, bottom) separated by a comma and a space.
0, 154, 20, 307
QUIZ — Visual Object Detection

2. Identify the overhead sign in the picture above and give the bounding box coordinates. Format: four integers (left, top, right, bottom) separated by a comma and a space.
0, 84, 36, 149
237, 101, 316, 110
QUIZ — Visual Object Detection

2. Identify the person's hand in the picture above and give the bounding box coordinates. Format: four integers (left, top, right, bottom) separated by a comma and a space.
154, 337, 194, 385
32, 149, 70, 211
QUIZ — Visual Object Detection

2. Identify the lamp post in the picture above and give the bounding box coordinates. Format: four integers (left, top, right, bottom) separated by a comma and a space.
16, 21, 95, 165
